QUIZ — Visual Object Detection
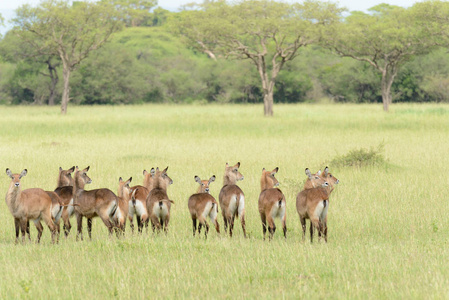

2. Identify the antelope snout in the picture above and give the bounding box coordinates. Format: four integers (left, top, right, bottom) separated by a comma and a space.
274, 182, 280, 187
205, 188, 210, 193
14, 183, 20, 187
336, 179, 340, 184
240, 176, 244, 181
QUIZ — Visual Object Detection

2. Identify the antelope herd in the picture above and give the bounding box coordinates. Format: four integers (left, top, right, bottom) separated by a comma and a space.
4, 163, 339, 244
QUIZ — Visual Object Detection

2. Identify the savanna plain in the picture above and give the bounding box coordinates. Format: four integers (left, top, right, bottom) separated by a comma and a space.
0, 103, 448, 299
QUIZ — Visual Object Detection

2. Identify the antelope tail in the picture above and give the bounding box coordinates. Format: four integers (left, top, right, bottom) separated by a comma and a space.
55, 206, 64, 223
159, 199, 174, 209
278, 196, 284, 208
131, 189, 138, 207
110, 202, 118, 217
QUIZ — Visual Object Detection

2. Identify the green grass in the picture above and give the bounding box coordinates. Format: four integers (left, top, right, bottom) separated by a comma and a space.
1, 103, 449, 299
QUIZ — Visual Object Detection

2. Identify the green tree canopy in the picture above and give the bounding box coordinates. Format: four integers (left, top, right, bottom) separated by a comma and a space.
106, 0, 157, 27
12, 0, 122, 114
173, 0, 344, 116
323, 3, 439, 111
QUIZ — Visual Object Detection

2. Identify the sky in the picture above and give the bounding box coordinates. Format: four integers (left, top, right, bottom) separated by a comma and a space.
0, 0, 420, 34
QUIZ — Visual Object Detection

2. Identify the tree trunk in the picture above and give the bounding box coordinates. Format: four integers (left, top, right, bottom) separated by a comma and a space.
61, 66, 71, 115
48, 86, 56, 106
263, 89, 274, 116
380, 69, 396, 112
257, 63, 275, 117
48, 66, 58, 106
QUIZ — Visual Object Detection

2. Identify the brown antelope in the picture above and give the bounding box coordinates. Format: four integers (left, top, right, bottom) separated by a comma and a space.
315, 166, 339, 241
53, 166, 78, 237
304, 168, 327, 189
296, 166, 339, 243
188, 175, 220, 238
5, 169, 58, 243
258, 167, 287, 240
218, 162, 246, 238
72, 166, 118, 240
128, 168, 155, 233
146, 167, 174, 233
45, 191, 65, 240
113, 177, 132, 234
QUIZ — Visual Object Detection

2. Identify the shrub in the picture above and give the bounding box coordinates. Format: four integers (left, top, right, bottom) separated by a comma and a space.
330, 143, 386, 168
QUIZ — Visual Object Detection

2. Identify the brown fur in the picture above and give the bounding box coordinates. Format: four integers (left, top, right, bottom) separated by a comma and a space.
296, 167, 339, 243
53, 166, 77, 237
188, 175, 220, 238
218, 162, 246, 238
146, 167, 174, 233
303, 168, 327, 190
57, 166, 75, 188
113, 177, 132, 234
72, 166, 118, 241
45, 191, 65, 241
5, 169, 57, 244
258, 167, 286, 240
128, 168, 154, 233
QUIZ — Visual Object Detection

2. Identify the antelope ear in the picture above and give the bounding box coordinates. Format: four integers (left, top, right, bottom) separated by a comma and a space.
317, 170, 322, 176
127, 177, 132, 184
225, 162, 229, 167
236, 162, 240, 168
163, 166, 169, 173
59, 167, 63, 172
209, 175, 216, 183
20, 169, 28, 178
324, 166, 329, 177
262, 168, 266, 172
272, 167, 279, 174
84, 166, 90, 172
119, 177, 123, 182
75, 166, 79, 171
6, 169, 13, 178
150, 168, 155, 176
305, 168, 312, 179
69, 166, 75, 173
143, 169, 147, 176
194, 176, 201, 184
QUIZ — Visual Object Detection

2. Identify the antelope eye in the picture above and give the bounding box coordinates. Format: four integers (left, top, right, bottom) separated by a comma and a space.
330, 175, 333, 178
315, 176, 319, 179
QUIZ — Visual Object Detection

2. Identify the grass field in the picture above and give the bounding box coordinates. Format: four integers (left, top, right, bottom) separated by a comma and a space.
0, 103, 449, 299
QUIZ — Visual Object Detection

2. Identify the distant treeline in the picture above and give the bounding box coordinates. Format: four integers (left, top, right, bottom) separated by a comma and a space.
1, 1, 449, 107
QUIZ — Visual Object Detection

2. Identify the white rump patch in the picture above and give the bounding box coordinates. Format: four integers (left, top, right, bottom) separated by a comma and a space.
271, 200, 286, 220
129, 199, 147, 219
201, 202, 213, 221
51, 204, 61, 219
314, 201, 327, 222
228, 195, 237, 215
209, 203, 218, 222
238, 195, 245, 217
152, 201, 169, 218
320, 200, 329, 223
67, 198, 75, 217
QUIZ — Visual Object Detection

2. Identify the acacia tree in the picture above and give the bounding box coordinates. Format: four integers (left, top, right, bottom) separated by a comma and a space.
107, 0, 157, 27
412, 1, 449, 47
0, 30, 61, 105
13, 0, 122, 114
323, 4, 437, 112
173, 0, 343, 116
